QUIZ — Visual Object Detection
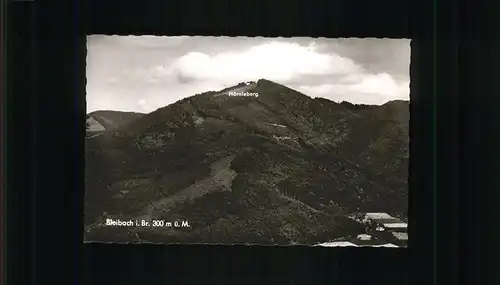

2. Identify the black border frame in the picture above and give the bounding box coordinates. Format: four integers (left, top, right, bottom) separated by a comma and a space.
4, 0, 472, 284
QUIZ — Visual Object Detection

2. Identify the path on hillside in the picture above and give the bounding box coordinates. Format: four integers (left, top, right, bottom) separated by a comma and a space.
276, 189, 322, 213
136, 154, 237, 221
87, 133, 103, 139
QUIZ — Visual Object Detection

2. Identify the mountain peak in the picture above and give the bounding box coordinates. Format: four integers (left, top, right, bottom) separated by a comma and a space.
257, 78, 273, 83
256, 78, 282, 86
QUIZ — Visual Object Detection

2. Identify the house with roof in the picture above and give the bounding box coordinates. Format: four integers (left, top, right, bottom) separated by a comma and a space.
383, 222, 407, 232
364, 212, 408, 233
357, 234, 372, 241
369, 243, 399, 248
365, 212, 393, 220
316, 237, 400, 248
317, 241, 359, 247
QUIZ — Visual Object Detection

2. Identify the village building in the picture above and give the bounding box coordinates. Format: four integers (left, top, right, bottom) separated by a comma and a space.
365, 212, 393, 220
364, 212, 408, 232
317, 241, 359, 247
369, 243, 399, 248
382, 222, 408, 232
357, 234, 372, 241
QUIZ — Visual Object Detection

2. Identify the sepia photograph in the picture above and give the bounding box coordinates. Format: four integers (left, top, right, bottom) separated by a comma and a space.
84, 36, 410, 247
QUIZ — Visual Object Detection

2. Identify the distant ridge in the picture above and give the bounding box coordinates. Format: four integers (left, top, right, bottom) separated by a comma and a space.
86, 110, 145, 132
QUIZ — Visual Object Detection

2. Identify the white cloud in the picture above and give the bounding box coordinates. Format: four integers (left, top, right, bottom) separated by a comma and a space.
297, 73, 410, 105
168, 41, 361, 84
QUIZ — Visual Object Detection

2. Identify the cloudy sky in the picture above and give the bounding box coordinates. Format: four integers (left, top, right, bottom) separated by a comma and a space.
86, 36, 410, 113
